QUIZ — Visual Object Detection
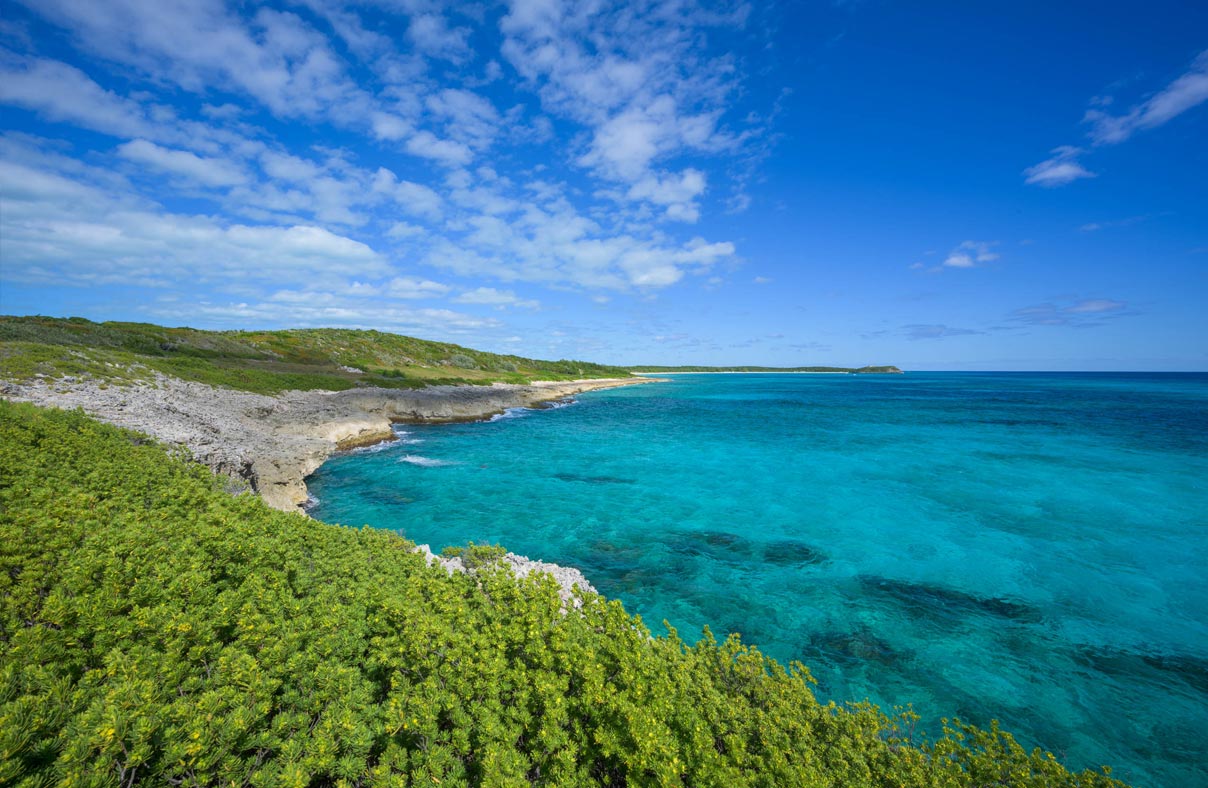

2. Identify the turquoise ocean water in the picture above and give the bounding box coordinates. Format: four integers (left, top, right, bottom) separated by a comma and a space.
309, 372, 1208, 787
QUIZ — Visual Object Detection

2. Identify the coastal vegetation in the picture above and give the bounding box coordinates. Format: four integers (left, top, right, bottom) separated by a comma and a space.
0, 316, 633, 394
0, 399, 1124, 787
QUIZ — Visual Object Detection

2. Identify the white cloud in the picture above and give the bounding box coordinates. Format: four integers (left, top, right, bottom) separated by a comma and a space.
386, 221, 427, 239
427, 196, 736, 291
0, 158, 388, 288
175, 300, 500, 334
407, 13, 471, 63
386, 276, 451, 299
17, 0, 369, 122
500, 0, 748, 214
1024, 146, 1095, 187
1086, 50, 1208, 144
943, 240, 999, 268
3, 3, 753, 320
260, 150, 323, 183
0, 56, 154, 139
117, 139, 247, 187
372, 168, 444, 220
1027, 50, 1208, 188
425, 88, 501, 150
405, 130, 473, 166
454, 287, 540, 309
626, 168, 707, 222
370, 111, 412, 141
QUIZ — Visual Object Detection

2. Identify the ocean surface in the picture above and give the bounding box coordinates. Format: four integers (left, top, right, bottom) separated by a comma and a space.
308, 372, 1208, 787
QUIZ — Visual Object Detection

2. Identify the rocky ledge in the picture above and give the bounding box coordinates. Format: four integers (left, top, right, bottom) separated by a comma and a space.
1, 373, 651, 512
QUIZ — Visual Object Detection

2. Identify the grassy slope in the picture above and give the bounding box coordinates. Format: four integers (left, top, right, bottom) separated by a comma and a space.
0, 401, 1123, 787
0, 316, 633, 395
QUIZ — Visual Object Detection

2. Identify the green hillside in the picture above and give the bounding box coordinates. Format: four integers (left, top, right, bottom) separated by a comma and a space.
0, 316, 633, 394
0, 400, 1123, 787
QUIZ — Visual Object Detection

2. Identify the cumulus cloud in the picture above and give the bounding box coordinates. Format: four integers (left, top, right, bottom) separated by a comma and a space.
943, 240, 999, 268
0, 158, 388, 288
625, 168, 707, 222
405, 130, 474, 166
3, 0, 756, 339
407, 12, 471, 63
500, 0, 748, 217
117, 139, 247, 187
16, 0, 367, 121
428, 194, 736, 291
0, 56, 156, 140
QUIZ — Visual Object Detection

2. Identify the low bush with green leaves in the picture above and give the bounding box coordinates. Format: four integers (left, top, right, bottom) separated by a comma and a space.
0, 401, 1124, 787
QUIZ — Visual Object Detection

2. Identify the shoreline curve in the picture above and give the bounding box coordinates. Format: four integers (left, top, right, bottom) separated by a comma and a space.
1, 374, 656, 513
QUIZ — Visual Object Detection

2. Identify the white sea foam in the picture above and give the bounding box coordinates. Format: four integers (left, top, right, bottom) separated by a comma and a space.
348, 439, 396, 454
488, 407, 529, 422
399, 455, 454, 467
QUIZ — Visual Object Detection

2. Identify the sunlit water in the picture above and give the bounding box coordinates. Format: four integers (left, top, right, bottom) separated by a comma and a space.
309, 372, 1208, 787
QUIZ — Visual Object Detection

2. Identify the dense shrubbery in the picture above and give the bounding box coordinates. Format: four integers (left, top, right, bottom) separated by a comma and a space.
0, 401, 1124, 787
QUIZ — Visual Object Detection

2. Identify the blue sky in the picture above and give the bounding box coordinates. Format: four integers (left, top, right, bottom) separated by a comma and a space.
0, 0, 1204, 370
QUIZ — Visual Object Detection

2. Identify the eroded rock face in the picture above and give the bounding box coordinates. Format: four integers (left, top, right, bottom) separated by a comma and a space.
3, 374, 651, 513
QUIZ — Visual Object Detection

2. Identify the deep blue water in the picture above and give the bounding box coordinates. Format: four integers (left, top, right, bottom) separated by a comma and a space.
309, 372, 1208, 787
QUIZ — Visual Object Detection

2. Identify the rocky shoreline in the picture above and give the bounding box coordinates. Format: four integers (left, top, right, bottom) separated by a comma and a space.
2, 373, 651, 513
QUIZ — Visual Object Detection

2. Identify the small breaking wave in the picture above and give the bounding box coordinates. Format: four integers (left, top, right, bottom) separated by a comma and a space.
399, 455, 455, 467
390, 426, 425, 445
488, 407, 529, 422
348, 440, 397, 454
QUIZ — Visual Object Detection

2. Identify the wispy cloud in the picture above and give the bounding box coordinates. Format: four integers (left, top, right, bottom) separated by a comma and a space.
1023, 146, 1095, 187
1085, 51, 1208, 144
1026, 50, 1208, 187
1079, 215, 1148, 232
902, 324, 985, 340
1009, 298, 1132, 327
